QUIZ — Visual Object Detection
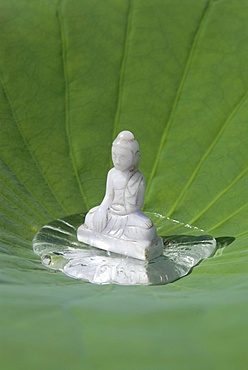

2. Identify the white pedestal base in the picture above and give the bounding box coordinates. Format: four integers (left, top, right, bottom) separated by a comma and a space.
77, 225, 163, 261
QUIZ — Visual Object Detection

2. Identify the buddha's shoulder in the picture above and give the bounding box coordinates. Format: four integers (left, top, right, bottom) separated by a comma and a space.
107, 168, 116, 177
107, 168, 120, 183
128, 171, 144, 186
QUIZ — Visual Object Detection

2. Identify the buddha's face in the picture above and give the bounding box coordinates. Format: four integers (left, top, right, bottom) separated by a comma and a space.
112, 145, 133, 171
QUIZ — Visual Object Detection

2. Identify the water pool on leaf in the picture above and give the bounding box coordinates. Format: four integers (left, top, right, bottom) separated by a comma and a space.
31, 213, 234, 286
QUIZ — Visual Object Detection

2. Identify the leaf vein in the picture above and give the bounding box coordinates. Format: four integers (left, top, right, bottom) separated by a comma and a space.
236, 230, 248, 238
111, 0, 133, 147
0, 186, 43, 226
207, 203, 248, 233
0, 76, 65, 216
145, 0, 212, 201
188, 166, 248, 225
0, 157, 53, 219
57, 2, 90, 210
167, 92, 248, 217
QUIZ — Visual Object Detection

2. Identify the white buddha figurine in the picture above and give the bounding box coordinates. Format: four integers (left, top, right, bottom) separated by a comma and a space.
77, 131, 163, 260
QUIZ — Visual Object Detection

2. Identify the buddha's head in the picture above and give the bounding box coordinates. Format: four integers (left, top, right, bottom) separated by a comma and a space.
112, 131, 140, 171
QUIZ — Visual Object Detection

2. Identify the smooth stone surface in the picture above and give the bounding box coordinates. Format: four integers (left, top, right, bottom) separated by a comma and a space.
77, 224, 163, 261
77, 131, 162, 260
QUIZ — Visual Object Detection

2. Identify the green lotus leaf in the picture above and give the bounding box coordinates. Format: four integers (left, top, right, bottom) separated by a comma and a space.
0, 0, 247, 369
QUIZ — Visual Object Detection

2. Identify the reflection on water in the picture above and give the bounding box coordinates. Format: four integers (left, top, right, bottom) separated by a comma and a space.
32, 213, 234, 286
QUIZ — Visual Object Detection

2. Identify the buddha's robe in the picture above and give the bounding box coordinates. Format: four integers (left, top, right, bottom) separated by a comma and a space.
85, 171, 157, 241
